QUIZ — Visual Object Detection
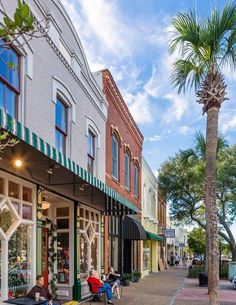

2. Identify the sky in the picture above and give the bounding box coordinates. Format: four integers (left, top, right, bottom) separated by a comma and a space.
62, 0, 236, 174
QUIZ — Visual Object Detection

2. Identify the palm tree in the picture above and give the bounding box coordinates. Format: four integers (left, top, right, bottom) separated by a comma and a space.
169, 3, 236, 305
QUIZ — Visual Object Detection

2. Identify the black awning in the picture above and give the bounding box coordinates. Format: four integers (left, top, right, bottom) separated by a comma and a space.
123, 216, 147, 240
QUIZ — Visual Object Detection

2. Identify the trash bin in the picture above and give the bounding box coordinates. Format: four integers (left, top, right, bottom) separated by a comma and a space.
199, 272, 208, 287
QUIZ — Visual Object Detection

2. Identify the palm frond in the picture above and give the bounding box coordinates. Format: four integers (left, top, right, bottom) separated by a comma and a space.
170, 59, 205, 93
194, 131, 206, 159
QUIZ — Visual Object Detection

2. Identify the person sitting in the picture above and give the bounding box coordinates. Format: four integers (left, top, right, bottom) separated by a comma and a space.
107, 266, 121, 299
87, 269, 113, 304
27, 275, 53, 305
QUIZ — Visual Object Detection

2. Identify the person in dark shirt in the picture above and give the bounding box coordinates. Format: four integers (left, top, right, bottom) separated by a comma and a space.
107, 266, 121, 299
27, 275, 53, 305
87, 269, 113, 304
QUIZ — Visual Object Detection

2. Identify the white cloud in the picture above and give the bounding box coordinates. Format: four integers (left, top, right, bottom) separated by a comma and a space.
179, 125, 194, 135
146, 134, 162, 142
220, 114, 236, 134
124, 92, 153, 124
144, 66, 160, 98
163, 93, 188, 123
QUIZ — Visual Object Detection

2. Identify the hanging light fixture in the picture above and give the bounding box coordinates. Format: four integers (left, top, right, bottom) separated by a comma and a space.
42, 196, 51, 210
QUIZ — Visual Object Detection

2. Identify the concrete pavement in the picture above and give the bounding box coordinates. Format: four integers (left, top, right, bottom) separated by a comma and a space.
81, 267, 236, 305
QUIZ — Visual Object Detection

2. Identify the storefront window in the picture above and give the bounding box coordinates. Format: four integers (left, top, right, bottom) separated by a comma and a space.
108, 216, 119, 272
0, 174, 34, 302
80, 234, 88, 275
57, 233, 69, 284
79, 207, 100, 280
0, 203, 17, 233
8, 225, 32, 298
56, 207, 70, 284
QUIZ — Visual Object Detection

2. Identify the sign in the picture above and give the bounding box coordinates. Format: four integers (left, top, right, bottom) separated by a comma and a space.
179, 242, 185, 248
164, 229, 175, 238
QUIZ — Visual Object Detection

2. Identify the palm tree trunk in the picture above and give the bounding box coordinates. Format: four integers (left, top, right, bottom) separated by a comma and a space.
205, 107, 219, 305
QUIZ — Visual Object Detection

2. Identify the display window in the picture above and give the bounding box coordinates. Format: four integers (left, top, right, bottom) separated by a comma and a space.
0, 172, 35, 301
79, 206, 100, 280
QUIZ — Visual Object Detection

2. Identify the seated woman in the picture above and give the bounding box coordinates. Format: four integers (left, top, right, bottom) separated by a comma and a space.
107, 266, 121, 299
87, 269, 113, 304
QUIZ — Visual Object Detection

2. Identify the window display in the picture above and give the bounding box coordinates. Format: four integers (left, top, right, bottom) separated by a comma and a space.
79, 207, 100, 280
0, 173, 35, 302
8, 225, 32, 297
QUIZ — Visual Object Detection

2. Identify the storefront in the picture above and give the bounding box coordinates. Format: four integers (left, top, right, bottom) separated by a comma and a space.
0, 111, 139, 302
0, 171, 36, 301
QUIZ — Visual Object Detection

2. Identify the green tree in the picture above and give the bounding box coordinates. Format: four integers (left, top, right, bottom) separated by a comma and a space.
169, 3, 236, 304
158, 140, 236, 264
188, 227, 206, 255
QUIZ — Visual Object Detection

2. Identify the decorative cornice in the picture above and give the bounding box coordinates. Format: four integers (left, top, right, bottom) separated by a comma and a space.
103, 70, 144, 144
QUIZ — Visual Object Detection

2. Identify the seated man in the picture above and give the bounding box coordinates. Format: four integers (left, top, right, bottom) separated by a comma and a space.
87, 269, 113, 304
27, 275, 53, 305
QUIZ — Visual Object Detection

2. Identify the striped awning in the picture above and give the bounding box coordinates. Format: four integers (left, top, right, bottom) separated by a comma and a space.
0, 110, 138, 213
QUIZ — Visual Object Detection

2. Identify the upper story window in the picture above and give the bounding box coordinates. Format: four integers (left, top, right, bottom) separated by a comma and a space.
87, 130, 95, 175
134, 164, 139, 198
124, 152, 130, 190
55, 98, 67, 154
112, 135, 119, 180
0, 40, 20, 118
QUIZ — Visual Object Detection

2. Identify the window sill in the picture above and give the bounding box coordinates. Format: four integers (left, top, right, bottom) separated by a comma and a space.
111, 176, 120, 185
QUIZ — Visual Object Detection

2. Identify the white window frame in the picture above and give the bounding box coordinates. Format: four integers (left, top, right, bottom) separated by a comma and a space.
124, 152, 130, 190
0, 171, 36, 302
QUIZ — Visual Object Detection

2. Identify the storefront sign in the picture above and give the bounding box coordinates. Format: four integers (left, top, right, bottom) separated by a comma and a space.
179, 242, 185, 248
164, 229, 175, 238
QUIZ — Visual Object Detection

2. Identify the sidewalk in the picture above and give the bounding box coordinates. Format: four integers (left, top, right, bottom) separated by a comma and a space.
81, 267, 236, 305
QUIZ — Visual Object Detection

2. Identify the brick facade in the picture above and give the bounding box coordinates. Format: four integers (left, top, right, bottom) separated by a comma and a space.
102, 69, 143, 208
101, 69, 143, 273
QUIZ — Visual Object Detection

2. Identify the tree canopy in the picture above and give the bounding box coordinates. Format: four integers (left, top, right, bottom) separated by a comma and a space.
158, 133, 236, 260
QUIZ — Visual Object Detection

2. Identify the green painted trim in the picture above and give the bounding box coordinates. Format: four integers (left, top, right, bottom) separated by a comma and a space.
24, 127, 30, 144
146, 231, 165, 241
39, 138, 45, 154
16, 122, 22, 139
32, 133, 38, 149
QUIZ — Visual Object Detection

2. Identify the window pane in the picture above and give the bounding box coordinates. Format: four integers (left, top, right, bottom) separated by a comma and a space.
22, 205, 32, 220
6, 88, 16, 118
56, 99, 66, 132
8, 181, 20, 199
56, 207, 69, 217
9, 50, 19, 89
0, 204, 16, 233
0, 82, 4, 110
0, 49, 8, 80
112, 136, 118, 179
87, 156, 94, 175
8, 225, 32, 298
57, 232, 70, 284
125, 153, 130, 189
23, 187, 32, 202
57, 218, 69, 229
91, 236, 98, 270
80, 233, 88, 277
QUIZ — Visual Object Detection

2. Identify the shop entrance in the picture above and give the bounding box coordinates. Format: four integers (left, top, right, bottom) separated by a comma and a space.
41, 190, 73, 300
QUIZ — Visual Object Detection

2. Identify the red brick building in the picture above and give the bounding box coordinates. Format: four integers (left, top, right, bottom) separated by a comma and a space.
101, 69, 144, 274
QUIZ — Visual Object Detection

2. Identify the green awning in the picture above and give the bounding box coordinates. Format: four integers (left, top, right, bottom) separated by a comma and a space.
146, 231, 165, 241
0, 110, 139, 213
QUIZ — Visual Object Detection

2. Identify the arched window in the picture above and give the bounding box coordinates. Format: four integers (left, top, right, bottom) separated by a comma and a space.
55, 97, 67, 154
112, 134, 119, 180
134, 163, 139, 198
124, 151, 130, 190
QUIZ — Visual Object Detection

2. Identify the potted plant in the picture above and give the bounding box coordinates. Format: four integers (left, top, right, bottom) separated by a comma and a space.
122, 273, 132, 286
132, 271, 141, 282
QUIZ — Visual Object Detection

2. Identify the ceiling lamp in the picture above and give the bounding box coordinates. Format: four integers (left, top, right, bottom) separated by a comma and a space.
14, 159, 23, 168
